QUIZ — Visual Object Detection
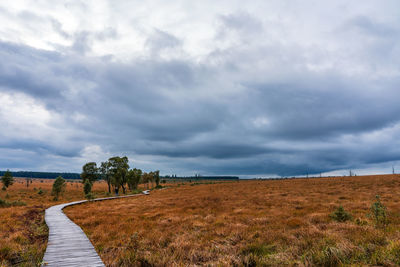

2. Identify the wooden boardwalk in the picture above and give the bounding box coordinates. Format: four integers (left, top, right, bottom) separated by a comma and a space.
42, 195, 142, 267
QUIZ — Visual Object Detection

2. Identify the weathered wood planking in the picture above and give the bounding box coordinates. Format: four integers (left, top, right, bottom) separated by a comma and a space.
42, 194, 143, 267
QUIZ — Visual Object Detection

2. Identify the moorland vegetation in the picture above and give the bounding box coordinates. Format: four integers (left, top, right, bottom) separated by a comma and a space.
66, 174, 400, 266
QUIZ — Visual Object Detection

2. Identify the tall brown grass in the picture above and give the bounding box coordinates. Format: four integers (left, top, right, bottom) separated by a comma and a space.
65, 175, 400, 266
0, 178, 109, 266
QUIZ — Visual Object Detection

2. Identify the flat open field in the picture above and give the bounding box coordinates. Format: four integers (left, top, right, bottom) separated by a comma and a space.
65, 175, 400, 266
0, 178, 110, 266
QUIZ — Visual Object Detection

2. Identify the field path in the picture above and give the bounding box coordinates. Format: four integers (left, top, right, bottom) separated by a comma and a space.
42, 194, 143, 267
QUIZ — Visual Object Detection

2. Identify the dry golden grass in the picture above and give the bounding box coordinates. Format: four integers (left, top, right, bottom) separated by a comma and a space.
0, 178, 110, 266
64, 175, 400, 266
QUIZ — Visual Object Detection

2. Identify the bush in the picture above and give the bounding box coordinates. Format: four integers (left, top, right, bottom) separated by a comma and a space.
37, 188, 44, 195
51, 176, 66, 201
130, 189, 142, 194
85, 192, 95, 200
370, 195, 388, 228
330, 206, 352, 222
83, 180, 92, 195
0, 198, 8, 208
355, 217, 368, 226
1, 170, 14, 190
0, 198, 26, 208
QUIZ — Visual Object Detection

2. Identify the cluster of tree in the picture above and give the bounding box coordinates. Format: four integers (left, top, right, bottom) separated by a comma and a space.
81, 156, 160, 196
0, 171, 80, 179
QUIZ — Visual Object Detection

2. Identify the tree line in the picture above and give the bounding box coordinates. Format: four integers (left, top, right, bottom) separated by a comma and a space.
0, 171, 81, 179
81, 156, 160, 196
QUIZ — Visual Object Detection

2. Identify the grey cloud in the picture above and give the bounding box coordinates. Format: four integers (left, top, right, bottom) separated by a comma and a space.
1, 36, 400, 176
243, 80, 400, 140
0, 42, 65, 99
146, 29, 181, 53
0, 140, 79, 158
71, 31, 92, 54
50, 18, 70, 39
346, 15, 397, 37
1, 2, 400, 176
217, 12, 263, 38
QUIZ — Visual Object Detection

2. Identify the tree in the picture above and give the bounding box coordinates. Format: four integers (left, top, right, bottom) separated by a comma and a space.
154, 170, 160, 187
99, 161, 112, 193
330, 206, 352, 222
141, 172, 148, 189
127, 168, 142, 190
51, 176, 66, 200
149, 172, 156, 188
83, 179, 92, 195
142, 172, 154, 189
371, 195, 388, 228
81, 162, 98, 184
1, 170, 14, 190
109, 156, 129, 195
83, 179, 94, 200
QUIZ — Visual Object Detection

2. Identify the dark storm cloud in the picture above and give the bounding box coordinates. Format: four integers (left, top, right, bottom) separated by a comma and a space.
1, 1, 400, 176
139, 141, 274, 159
0, 42, 64, 98
1, 36, 400, 176
0, 140, 79, 158
244, 80, 400, 140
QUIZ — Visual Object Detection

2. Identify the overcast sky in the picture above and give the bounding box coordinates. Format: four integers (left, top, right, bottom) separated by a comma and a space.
0, 0, 400, 177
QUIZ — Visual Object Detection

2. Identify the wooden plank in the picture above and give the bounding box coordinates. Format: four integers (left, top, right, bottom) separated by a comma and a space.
42, 194, 144, 267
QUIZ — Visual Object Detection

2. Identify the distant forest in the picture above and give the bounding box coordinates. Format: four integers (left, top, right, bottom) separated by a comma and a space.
0, 171, 239, 180
0, 171, 81, 180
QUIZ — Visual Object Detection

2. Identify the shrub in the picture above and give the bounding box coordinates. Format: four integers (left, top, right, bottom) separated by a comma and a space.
1, 170, 14, 190
370, 195, 388, 228
130, 189, 142, 194
37, 188, 44, 195
330, 206, 352, 222
0, 198, 26, 208
85, 192, 95, 201
51, 176, 66, 201
83, 180, 92, 195
0, 198, 8, 208
355, 217, 368, 226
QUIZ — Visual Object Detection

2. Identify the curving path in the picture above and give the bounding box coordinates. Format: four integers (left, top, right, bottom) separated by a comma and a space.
42, 194, 143, 267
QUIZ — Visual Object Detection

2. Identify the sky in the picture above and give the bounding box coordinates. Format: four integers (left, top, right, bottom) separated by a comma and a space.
0, 0, 400, 177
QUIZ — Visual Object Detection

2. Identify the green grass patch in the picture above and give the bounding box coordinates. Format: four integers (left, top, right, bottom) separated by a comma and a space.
0, 198, 26, 208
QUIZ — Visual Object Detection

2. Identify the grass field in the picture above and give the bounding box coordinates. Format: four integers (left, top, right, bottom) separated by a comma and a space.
64, 175, 400, 266
0, 178, 110, 266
